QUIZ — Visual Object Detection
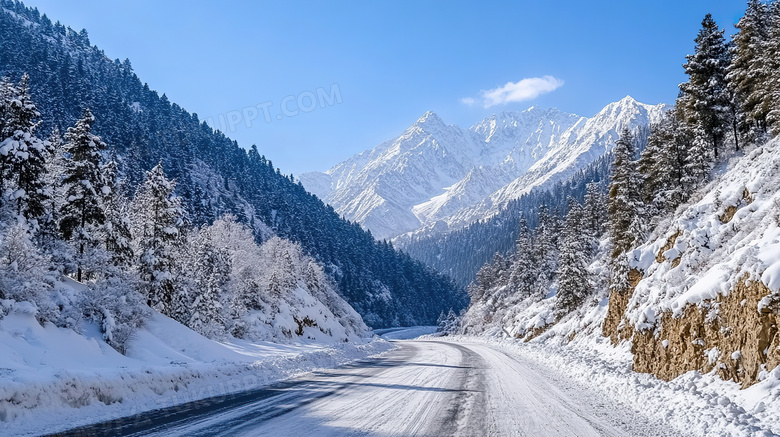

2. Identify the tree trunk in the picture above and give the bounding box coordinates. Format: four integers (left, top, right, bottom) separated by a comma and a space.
712, 132, 719, 160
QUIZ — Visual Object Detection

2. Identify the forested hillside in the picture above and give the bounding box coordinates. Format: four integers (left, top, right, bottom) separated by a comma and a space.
456, 0, 780, 393
401, 154, 611, 287
0, 0, 465, 328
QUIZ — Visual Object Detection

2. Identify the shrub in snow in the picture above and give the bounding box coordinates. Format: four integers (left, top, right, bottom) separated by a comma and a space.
160, 215, 369, 342
242, 235, 368, 342
436, 308, 460, 335
0, 222, 57, 323
81, 273, 149, 354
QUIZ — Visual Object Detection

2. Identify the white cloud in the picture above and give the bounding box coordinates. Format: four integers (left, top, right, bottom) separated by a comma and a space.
459, 97, 477, 106
463, 76, 564, 108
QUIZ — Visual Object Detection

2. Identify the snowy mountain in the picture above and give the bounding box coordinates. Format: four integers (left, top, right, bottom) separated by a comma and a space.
299, 97, 665, 241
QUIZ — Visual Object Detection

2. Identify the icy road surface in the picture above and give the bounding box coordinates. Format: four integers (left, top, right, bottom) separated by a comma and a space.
53, 339, 680, 437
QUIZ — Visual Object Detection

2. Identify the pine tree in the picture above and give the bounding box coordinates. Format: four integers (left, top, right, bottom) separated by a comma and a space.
508, 218, 538, 299
583, 182, 607, 240
186, 228, 230, 337
131, 163, 186, 313
683, 128, 713, 187
0, 74, 49, 224
680, 13, 731, 159
263, 237, 300, 300
608, 128, 641, 258
555, 199, 592, 315
472, 254, 508, 304
101, 158, 133, 267
638, 111, 688, 214
728, 0, 771, 134
0, 76, 14, 203
609, 252, 633, 293
765, 2, 780, 134
37, 128, 65, 251
59, 108, 107, 281
534, 205, 560, 295
436, 308, 459, 334
638, 122, 663, 207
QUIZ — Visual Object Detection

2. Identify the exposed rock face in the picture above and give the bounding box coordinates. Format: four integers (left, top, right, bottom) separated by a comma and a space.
654, 231, 681, 264
720, 205, 738, 224
598, 141, 780, 390
632, 278, 780, 388
720, 188, 752, 224
603, 268, 643, 345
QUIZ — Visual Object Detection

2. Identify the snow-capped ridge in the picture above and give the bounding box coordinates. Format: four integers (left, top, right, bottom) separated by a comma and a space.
414, 110, 445, 127
299, 98, 665, 241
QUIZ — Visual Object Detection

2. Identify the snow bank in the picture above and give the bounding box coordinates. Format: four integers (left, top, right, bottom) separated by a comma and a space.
0, 308, 392, 436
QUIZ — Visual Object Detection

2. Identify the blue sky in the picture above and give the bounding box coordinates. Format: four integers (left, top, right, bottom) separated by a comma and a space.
23, 1, 747, 175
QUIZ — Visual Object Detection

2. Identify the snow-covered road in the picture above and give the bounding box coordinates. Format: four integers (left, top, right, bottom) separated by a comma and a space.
54, 340, 681, 437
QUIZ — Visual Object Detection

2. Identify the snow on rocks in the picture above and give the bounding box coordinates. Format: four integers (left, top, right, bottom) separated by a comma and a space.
627, 139, 780, 325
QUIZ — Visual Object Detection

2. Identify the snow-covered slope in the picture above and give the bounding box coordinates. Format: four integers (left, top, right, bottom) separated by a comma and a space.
609, 140, 780, 388
0, 291, 390, 436
299, 97, 664, 241
455, 138, 780, 435
301, 111, 482, 239
441, 97, 666, 231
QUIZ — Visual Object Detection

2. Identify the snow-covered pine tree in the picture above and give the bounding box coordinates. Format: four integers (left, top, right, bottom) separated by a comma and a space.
101, 158, 133, 267
469, 264, 491, 304
534, 205, 561, 295
608, 128, 642, 258
36, 128, 66, 252
555, 199, 592, 315
186, 227, 230, 337
0, 221, 56, 322
263, 236, 300, 300
667, 111, 690, 208
59, 108, 107, 281
0, 76, 13, 203
205, 215, 260, 321
130, 163, 186, 314
638, 121, 663, 207
683, 128, 713, 187
639, 111, 689, 216
492, 252, 511, 286
436, 308, 459, 334
508, 218, 538, 299
765, 2, 780, 134
471, 253, 508, 304
609, 252, 633, 294
728, 0, 771, 135
680, 13, 731, 159
0, 74, 49, 224
583, 182, 607, 240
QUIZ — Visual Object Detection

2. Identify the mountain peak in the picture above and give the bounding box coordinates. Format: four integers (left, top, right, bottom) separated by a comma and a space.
415, 110, 443, 125
594, 96, 653, 119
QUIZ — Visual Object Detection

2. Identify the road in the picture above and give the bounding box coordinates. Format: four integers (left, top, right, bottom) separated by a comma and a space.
52, 339, 680, 437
